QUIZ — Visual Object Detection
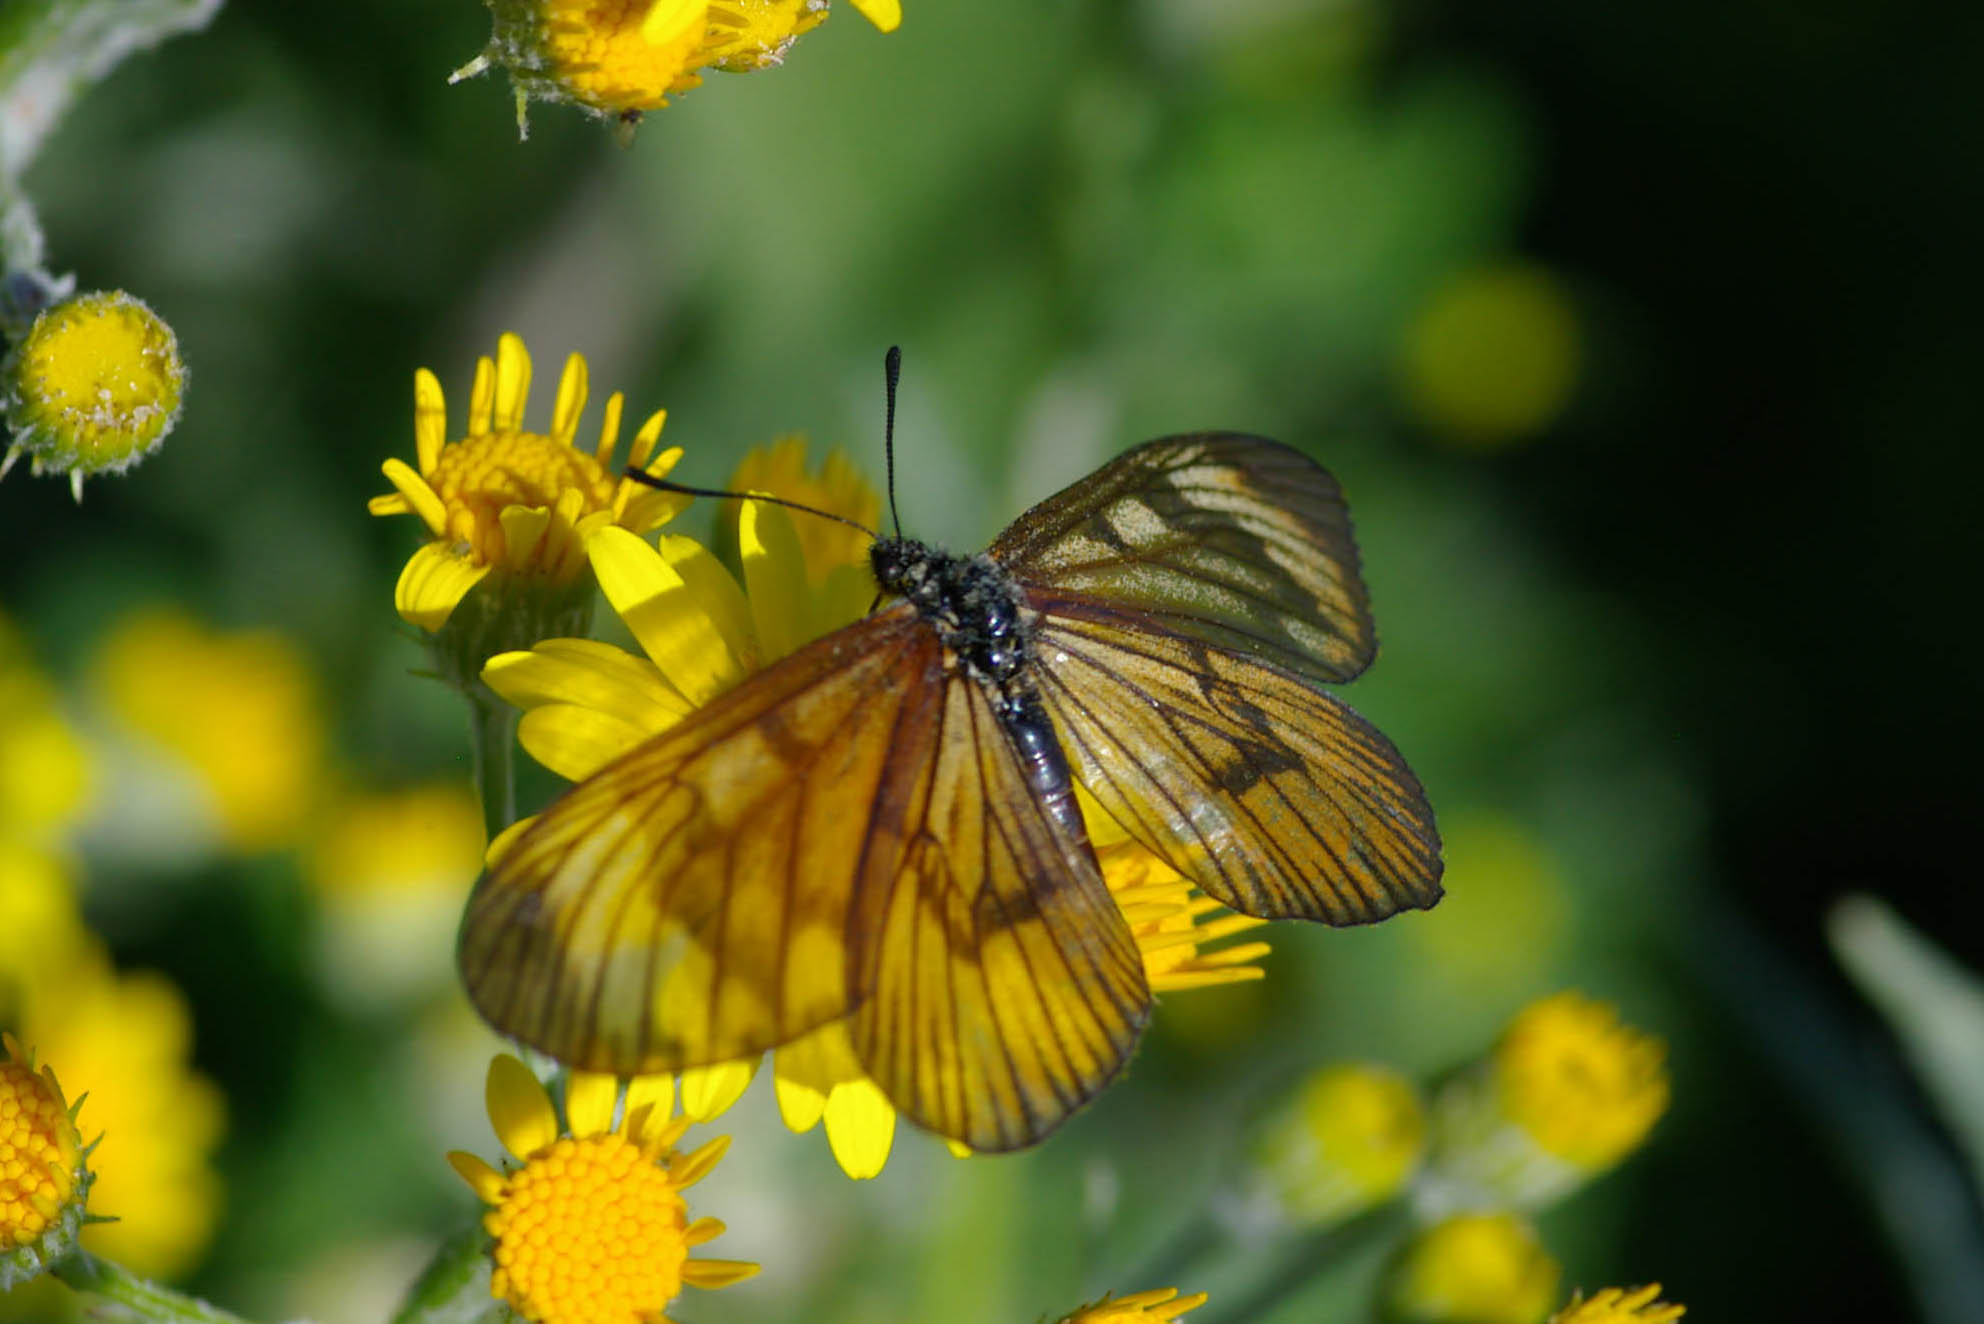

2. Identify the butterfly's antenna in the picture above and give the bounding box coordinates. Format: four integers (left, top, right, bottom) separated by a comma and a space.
883, 345, 903, 538
624, 468, 880, 539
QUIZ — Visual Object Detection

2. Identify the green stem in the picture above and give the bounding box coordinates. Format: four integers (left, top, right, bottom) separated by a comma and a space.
50, 1250, 254, 1324
468, 688, 518, 841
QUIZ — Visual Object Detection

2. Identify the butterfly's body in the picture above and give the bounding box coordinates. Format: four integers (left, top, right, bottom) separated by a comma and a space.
463, 433, 1444, 1152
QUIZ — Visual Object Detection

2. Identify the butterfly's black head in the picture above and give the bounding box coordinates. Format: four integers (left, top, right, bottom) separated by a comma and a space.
870, 535, 945, 611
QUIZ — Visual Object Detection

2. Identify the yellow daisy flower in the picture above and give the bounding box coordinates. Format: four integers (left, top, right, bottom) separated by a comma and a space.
457, 0, 902, 137
0, 1033, 89, 1289
1424, 991, 1669, 1211
1059, 1286, 1210, 1323
447, 1054, 756, 1324
368, 334, 689, 691
1385, 1212, 1561, 1324
1249, 1062, 1426, 1228
14, 945, 224, 1280
481, 440, 1272, 1177
1551, 1285, 1685, 1324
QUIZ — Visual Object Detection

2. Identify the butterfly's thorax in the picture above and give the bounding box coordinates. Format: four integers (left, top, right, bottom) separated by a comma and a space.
870, 536, 1086, 843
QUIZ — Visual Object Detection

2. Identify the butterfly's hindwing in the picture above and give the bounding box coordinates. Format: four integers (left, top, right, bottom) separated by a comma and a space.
991, 433, 1376, 686
1027, 592, 1442, 925
850, 650, 1151, 1151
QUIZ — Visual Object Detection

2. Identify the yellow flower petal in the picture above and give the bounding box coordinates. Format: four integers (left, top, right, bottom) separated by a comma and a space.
644, 0, 705, 44
589, 528, 755, 706
394, 542, 491, 630
823, 1077, 895, 1180
850, 0, 901, 33
446, 1150, 508, 1203
773, 1070, 828, 1133
625, 1073, 676, 1140
492, 333, 531, 432
682, 1259, 761, 1289
550, 353, 587, 448
484, 639, 690, 731
466, 353, 496, 436
414, 367, 447, 474
380, 457, 447, 535
672, 1134, 732, 1189
498, 502, 553, 572
684, 1216, 725, 1247
594, 391, 626, 464
680, 1058, 756, 1121
486, 814, 534, 867
486, 1055, 559, 1162
565, 1071, 619, 1137
740, 498, 811, 662
518, 704, 655, 782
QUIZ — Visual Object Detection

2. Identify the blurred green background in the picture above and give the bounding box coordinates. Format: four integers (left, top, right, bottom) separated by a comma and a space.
3, 0, 1979, 1320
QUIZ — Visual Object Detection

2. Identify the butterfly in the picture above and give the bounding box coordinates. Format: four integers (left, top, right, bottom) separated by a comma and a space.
459, 367, 1442, 1153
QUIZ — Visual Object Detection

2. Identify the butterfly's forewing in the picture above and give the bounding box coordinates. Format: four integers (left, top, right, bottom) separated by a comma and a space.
993, 433, 1441, 923
850, 663, 1151, 1151
990, 433, 1376, 687
459, 609, 929, 1075
1027, 593, 1440, 922
460, 600, 1152, 1149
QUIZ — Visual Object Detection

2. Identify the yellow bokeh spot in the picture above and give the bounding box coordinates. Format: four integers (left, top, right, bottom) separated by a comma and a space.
1387, 1212, 1562, 1324
90, 608, 323, 853
0, 1034, 81, 1252
1254, 1063, 1424, 1226
1495, 991, 1668, 1171
1401, 264, 1579, 449
308, 783, 487, 900
487, 1131, 691, 1322
1407, 810, 1568, 992
0, 616, 92, 841
0, 291, 184, 490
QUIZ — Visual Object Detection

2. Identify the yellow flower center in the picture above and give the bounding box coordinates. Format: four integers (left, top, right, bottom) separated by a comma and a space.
1494, 992, 1668, 1171
426, 430, 619, 566
533, 0, 706, 111
0, 1050, 79, 1249
486, 1131, 691, 1324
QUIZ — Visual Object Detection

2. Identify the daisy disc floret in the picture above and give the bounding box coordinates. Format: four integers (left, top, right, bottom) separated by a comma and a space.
370, 333, 689, 691
0, 1033, 90, 1289
448, 1055, 756, 1324
0, 290, 185, 501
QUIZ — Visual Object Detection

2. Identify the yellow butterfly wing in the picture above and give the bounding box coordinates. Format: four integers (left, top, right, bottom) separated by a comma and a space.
990, 432, 1376, 686
460, 604, 1151, 1149
459, 609, 928, 1075
990, 432, 1440, 923
1027, 592, 1440, 923
850, 659, 1151, 1151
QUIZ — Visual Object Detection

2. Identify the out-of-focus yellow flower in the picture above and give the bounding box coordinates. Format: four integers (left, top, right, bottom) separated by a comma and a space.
88, 607, 322, 855
0, 842, 86, 1018
0, 291, 185, 501
0, 614, 92, 843
1551, 1285, 1684, 1324
369, 333, 688, 692
15, 948, 224, 1280
1405, 810, 1567, 995
448, 1055, 756, 1324
1249, 1062, 1425, 1227
1386, 1212, 1560, 1324
1401, 263, 1579, 450
482, 441, 1268, 1177
0, 1033, 89, 1289
307, 782, 488, 1008
456, 1, 902, 136
1425, 991, 1669, 1211
1059, 1286, 1210, 1323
